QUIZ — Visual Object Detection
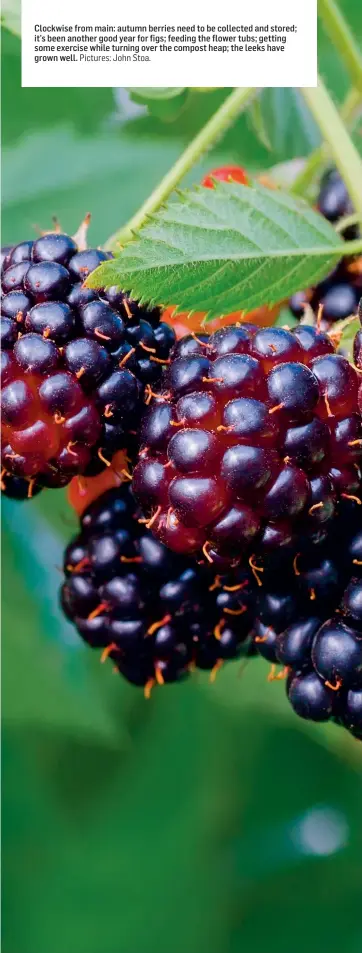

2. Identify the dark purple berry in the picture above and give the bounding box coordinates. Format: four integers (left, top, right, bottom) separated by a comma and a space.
68, 248, 110, 279
277, 617, 321, 671
13, 332, 59, 375
1, 290, 32, 322
288, 671, 335, 721
318, 283, 358, 323
1, 317, 18, 349
24, 261, 70, 301
25, 300, 76, 343
32, 233, 77, 265
7, 241, 34, 265
2, 261, 31, 293
312, 619, 362, 689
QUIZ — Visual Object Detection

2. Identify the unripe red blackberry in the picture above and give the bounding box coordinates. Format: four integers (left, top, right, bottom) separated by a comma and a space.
60, 486, 256, 692
133, 325, 361, 567
1, 225, 175, 499
202, 165, 248, 188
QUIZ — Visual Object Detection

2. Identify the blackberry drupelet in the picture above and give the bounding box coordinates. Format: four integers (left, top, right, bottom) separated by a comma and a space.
0, 471, 42, 500
1, 225, 175, 499
133, 324, 361, 566
60, 486, 256, 692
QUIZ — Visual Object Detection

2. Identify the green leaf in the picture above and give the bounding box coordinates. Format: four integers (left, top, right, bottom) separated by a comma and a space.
86, 180, 345, 319
127, 87, 190, 122
248, 89, 321, 160
127, 87, 187, 101
1, 0, 20, 35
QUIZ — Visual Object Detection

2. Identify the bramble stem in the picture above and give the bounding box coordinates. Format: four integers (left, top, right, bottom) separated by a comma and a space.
301, 79, 362, 218
335, 212, 362, 233
105, 87, 256, 251
338, 238, 362, 255
318, 0, 362, 91
292, 86, 361, 196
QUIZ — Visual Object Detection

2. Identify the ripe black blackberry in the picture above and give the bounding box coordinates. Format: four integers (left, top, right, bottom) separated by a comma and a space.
289, 169, 361, 328
133, 325, 361, 566
1, 223, 175, 499
249, 511, 362, 738
60, 486, 256, 693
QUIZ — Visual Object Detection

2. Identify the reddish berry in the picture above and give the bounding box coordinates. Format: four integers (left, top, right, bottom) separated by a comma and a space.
202, 165, 248, 188
1, 229, 175, 498
134, 327, 361, 564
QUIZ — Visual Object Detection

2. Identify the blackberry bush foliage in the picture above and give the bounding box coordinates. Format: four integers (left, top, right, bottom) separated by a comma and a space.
133, 324, 361, 566
1, 223, 175, 498
60, 487, 256, 693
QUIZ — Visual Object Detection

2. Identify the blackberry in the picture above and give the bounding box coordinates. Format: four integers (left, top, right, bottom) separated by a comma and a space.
287, 671, 336, 722
247, 509, 362, 737
288, 170, 360, 329
311, 618, 362, 689
202, 165, 248, 188
277, 617, 322, 672
1, 223, 175, 498
133, 325, 361, 565
60, 487, 256, 692
317, 168, 352, 224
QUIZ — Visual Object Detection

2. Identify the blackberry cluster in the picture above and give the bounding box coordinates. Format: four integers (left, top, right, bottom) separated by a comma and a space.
133, 324, 361, 566
251, 512, 362, 738
353, 298, 362, 407
60, 487, 256, 691
1, 231, 175, 498
289, 169, 361, 327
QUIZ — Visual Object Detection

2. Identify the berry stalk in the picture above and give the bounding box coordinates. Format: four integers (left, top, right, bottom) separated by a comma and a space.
105, 87, 257, 252
291, 86, 362, 197
318, 0, 362, 92
301, 78, 362, 220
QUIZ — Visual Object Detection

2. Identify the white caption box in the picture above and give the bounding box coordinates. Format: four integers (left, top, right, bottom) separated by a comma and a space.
22, 0, 317, 88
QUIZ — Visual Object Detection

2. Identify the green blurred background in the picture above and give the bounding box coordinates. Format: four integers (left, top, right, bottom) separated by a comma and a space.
2, 6, 362, 951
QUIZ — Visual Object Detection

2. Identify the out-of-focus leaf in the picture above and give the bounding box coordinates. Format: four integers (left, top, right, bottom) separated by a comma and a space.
1, 125, 187, 246
1, 517, 117, 742
248, 97, 273, 151
128, 87, 190, 121
266, 157, 307, 188
247, 89, 321, 160
199, 655, 362, 768
128, 87, 187, 100
1, 0, 20, 35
